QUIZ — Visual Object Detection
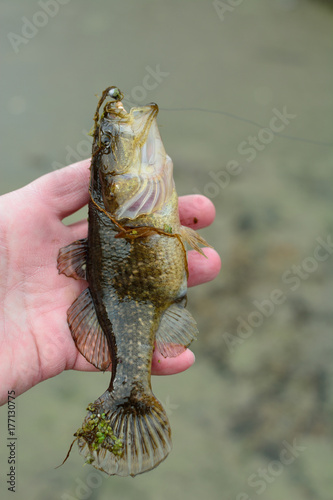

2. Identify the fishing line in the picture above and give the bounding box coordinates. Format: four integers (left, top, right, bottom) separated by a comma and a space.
159, 107, 332, 148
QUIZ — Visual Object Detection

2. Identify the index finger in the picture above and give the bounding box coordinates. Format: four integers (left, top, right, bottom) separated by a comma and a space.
30, 159, 91, 220
178, 195, 216, 229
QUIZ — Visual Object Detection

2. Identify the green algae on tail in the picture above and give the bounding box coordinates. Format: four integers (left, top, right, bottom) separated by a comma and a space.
56, 403, 123, 469
75, 404, 123, 463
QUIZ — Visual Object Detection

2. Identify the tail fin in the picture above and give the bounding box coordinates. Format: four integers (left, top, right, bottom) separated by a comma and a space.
76, 390, 172, 477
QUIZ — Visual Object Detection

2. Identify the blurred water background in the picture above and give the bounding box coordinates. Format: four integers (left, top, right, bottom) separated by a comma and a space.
0, 1, 332, 499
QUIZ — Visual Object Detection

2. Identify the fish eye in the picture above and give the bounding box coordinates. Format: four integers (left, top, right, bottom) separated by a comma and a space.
100, 135, 111, 150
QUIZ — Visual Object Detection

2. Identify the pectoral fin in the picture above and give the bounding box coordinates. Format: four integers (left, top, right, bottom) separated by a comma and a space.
67, 288, 111, 371
179, 226, 212, 257
155, 301, 198, 358
57, 238, 88, 280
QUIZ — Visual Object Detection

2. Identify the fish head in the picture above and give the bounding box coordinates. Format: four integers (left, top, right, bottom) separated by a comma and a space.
94, 92, 174, 220
99, 100, 159, 170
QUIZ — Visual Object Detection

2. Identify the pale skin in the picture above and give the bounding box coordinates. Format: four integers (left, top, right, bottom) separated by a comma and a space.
0, 159, 221, 406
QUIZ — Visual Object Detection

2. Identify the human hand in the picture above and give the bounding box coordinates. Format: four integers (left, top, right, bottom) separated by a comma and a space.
0, 159, 221, 405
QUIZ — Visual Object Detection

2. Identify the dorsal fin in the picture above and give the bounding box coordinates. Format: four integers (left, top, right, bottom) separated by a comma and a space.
67, 288, 111, 371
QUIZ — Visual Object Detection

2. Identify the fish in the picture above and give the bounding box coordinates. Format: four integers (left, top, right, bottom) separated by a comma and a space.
57, 86, 211, 477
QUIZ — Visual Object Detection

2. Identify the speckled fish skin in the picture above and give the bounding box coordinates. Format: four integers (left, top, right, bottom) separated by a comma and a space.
57, 87, 209, 477
88, 168, 187, 396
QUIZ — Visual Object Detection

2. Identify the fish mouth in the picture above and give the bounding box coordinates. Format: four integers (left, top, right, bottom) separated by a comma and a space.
94, 87, 158, 145
98, 101, 160, 176
130, 103, 159, 150
102, 102, 159, 165
104, 101, 158, 134
122, 102, 167, 176
138, 109, 165, 171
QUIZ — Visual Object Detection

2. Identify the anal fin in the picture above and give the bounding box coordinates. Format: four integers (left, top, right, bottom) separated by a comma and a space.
155, 301, 198, 358
67, 288, 111, 371
179, 226, 212, 257
57, 238, 88, 280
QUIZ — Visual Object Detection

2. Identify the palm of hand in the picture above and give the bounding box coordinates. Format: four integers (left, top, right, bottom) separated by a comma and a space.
0, 182, 85, 401
0, 160, 220, 404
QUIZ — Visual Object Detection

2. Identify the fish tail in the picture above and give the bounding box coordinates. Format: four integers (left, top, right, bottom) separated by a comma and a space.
76, 389, 172, 477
